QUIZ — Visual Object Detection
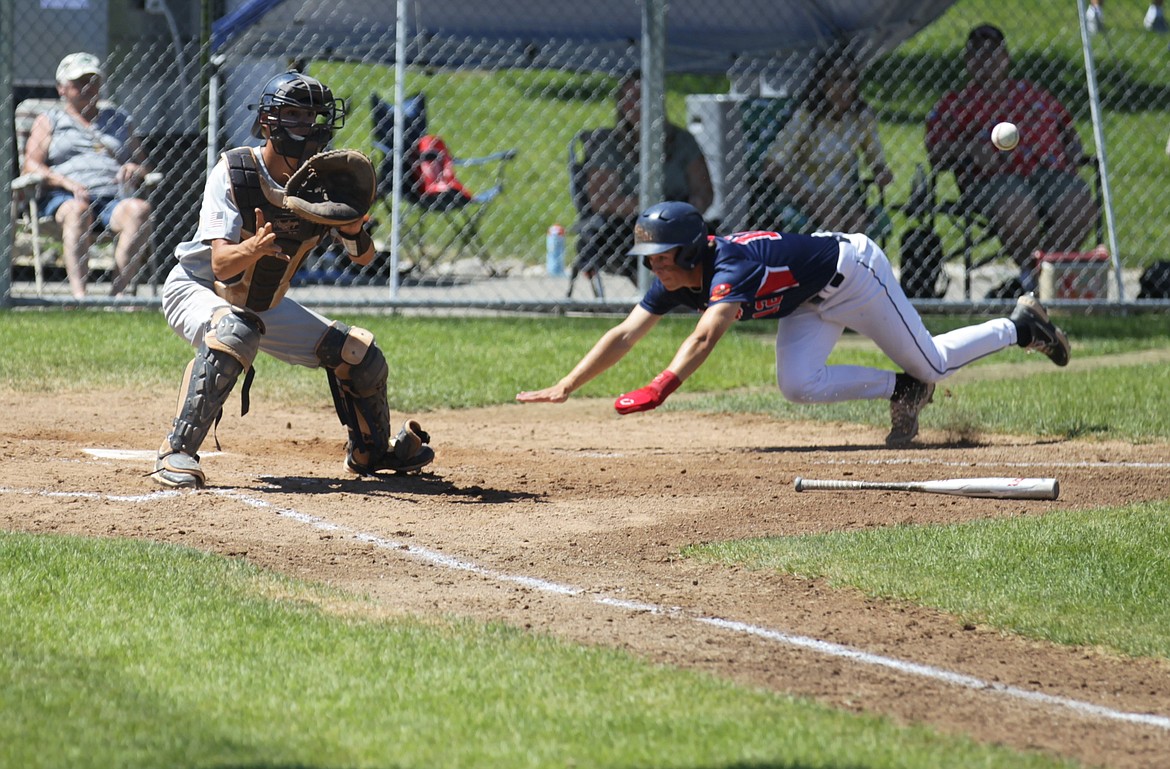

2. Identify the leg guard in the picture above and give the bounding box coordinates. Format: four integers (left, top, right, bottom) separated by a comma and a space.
316, 322, 433, 474
154, 308, 264, 488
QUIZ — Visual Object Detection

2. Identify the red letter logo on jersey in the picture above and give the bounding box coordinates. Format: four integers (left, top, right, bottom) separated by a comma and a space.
756, 266, 797, 297
710, 282, 732, 301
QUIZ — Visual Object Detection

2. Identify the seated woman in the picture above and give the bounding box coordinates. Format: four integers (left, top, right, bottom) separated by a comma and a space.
22, 52, 154, 299
762, 50, 893, 236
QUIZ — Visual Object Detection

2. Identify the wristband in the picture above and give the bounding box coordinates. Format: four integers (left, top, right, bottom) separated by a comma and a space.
647, 370, 682, 398
614, 370, 682, 415
339, 228, 373, 257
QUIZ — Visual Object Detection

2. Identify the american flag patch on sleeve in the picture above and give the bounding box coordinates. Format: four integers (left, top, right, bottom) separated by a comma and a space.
203, 210, 229, 238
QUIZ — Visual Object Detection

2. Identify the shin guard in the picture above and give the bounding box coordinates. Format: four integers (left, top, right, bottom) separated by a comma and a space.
160, 308, 264, 463
316, 322, 391, 467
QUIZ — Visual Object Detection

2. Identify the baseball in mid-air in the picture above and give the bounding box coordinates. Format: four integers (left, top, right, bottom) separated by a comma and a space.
991, 121, 1019, 151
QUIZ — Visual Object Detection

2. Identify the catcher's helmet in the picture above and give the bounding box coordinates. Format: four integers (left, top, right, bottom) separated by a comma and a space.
627, 201, 708, 269
252, 70, 345, 157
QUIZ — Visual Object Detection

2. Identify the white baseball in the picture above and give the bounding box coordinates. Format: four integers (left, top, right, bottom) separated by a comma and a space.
991, 121, 1019, 151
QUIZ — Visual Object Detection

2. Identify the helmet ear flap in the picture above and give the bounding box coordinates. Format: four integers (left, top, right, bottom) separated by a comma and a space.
675, 239, 708, 270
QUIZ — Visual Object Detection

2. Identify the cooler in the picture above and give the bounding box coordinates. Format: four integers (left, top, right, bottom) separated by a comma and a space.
1036, 246, 1111, 301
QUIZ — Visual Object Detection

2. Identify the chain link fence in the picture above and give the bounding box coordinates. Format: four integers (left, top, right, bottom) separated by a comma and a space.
4, 0, 1169, 311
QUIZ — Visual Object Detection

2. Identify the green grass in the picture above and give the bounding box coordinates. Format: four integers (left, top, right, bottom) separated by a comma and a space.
683, 361, 1170, 441
3, 310, 1167, 440
0, 531, 1083, 769
686, 502, 1170, 660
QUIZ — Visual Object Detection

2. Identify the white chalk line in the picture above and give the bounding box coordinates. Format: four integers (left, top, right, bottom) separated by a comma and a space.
4, 483, 1168, 731
211, 487, 1170, 732
810, 457, 1170, 469
0, 486, 180, 503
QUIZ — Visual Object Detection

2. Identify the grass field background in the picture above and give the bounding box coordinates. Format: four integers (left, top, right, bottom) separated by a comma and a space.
2, 308, 1167, 766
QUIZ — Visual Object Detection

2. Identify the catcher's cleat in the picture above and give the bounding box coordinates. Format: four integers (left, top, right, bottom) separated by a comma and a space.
392, 419, 430, 463
152, 451, 206, 489
346, 444, 435, 476
347, 420, 434, 476
886, 375, 935, 447
1010, 294, 1070, 367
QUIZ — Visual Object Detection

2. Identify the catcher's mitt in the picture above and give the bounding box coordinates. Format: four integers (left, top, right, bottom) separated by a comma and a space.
284, 149, 377, 227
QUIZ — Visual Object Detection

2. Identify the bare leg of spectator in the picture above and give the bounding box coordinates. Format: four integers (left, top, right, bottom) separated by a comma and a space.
56, 198, 93, 299
109, 198, 153, 296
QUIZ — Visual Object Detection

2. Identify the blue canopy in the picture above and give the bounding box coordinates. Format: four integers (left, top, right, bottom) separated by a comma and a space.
212, 0, 957, 74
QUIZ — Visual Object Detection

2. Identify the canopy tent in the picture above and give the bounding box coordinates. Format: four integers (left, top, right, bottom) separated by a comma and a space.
212, 0, 959, 74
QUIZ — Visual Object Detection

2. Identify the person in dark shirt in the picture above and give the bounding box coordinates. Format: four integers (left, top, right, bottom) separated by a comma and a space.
518, 201, 1071, 446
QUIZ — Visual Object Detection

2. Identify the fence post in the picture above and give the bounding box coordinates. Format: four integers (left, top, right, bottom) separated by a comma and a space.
0, 0, 14, 307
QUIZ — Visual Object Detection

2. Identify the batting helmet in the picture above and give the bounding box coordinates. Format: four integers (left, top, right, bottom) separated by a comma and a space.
627, 201, 708, 269
252, 70, 345, 158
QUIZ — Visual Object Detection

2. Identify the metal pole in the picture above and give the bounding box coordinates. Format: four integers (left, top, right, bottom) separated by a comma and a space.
389, 0, 408, 300
207, 57, 223, 173
638, 0, 667, 294
1076, 0, 1124, 301
0, 0, 14, 305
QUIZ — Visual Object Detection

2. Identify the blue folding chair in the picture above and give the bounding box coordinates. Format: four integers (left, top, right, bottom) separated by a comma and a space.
368, 93, 517, 281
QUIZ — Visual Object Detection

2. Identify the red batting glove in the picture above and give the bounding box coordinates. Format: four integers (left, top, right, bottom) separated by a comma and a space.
614, 370, 682, 415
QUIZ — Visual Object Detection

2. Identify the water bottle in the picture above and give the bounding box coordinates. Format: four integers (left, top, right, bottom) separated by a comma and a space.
546, 223, 566, 277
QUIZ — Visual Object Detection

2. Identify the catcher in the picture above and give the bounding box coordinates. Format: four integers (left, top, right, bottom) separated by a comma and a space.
151, 70, 434, 489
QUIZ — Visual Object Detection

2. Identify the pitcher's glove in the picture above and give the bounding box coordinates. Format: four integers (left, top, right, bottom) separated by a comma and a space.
284, 149, 377, 227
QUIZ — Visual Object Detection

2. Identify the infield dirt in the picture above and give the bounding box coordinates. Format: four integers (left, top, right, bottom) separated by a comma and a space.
2, 389, 1169, 768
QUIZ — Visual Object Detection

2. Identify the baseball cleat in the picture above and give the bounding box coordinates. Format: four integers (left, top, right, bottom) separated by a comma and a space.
886, 377, 935, 447
346, 445, 435, 476
1010, 294, 1070, 367
152, 451, 206, 489
392, 419, 430, 463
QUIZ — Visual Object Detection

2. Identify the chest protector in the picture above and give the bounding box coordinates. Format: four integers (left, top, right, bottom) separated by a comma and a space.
215, 148, 329, 312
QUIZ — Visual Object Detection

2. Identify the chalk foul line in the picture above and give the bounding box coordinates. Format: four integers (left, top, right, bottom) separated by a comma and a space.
213, 487, 1170, 732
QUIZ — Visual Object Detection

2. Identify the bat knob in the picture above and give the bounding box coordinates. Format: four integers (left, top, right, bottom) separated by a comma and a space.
794, 477, 805, 492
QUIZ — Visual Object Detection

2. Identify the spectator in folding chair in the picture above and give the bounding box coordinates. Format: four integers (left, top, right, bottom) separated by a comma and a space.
925, 24, 1098, 299
570, 71, 713, 288
761, 48, 893, 238
21, 52, 154, 299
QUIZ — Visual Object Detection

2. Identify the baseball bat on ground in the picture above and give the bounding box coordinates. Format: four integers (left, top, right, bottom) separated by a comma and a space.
793, 477, 1059, 500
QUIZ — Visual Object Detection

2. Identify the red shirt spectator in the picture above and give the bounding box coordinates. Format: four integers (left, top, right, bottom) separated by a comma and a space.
926, 79, 1080, 189
921, 24, 1098, 298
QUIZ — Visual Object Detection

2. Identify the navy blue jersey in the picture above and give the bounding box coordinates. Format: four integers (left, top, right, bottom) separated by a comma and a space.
640, 231, 842, 320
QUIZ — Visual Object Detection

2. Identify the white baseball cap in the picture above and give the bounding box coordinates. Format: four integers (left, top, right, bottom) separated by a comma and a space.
56, 52, 104, 83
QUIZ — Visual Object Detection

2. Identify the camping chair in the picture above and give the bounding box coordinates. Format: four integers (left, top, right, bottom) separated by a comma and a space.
565, 127, 665, 300
895, 156, 1105, 301
565, 128, 613, 298
10, 97, 160, 296
368, 92, 517, 281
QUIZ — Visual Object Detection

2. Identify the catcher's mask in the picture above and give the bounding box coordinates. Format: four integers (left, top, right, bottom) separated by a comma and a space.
252, 70, 345, 160
627, 201, 708, 270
